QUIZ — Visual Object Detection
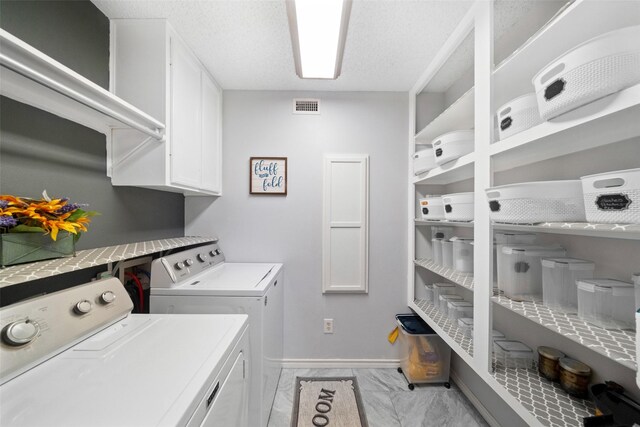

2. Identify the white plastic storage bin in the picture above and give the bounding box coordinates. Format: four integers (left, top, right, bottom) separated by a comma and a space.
413, 145, 437, 176
496, 93, 543, 140
494, 340, 535, 369
419, 196, 445, 221
432, 238, 443, 265
494, 233, 537, 289
431, 226, 454, 240
533, 25, 640, 121
486, 180, 586, 224
442, 192, 474, 222
442, 240, 454, 269
448, 301, 473, 322
432, 283, 456, 305
424, 284, 434, 302
396, 314, 451, 386
542, 258, 595, 313
500, 245, 567, 302
580, 168, 640, 224
577, 279, 635, 330
432, 130, 474, 166
439, 294, 463, 315
452, 239, 474, 274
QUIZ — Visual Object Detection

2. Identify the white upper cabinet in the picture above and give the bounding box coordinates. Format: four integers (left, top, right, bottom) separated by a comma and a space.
109, 20, 222, 196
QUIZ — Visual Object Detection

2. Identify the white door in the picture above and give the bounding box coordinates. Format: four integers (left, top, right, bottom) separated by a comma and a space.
201, 351, 247, 427
200, 72, 222, 194
170, 36, 202, 189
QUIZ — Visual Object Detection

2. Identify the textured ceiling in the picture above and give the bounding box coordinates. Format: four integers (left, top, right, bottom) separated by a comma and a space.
92, 0, 475, 91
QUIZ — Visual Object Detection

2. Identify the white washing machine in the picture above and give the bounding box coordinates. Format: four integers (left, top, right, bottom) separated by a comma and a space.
150, 241, 284, 427
0, 277, 249, 427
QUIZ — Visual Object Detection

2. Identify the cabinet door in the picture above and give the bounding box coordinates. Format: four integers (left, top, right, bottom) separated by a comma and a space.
200, 72, 222, 193
170, 36, 201, 189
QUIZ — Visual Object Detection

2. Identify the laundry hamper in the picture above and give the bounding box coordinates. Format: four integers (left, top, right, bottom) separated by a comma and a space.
396, 314, 451, 390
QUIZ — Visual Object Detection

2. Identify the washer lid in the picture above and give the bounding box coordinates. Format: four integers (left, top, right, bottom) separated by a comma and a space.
152, 263, 281, 297
0, 314, 248, 427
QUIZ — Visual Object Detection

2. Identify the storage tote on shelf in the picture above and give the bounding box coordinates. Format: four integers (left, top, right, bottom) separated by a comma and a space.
431, 226, 454, 240
432, 130, 474, 166
499, 245, 567, 302
486, 180, 586, 224
494, 232, 536, 289
542, 257, 595, 313
395, 314, 451, 385
494, 340, 535, 370
419, 196, 445, 221
424, 284, 434, 302
447, 301, 473, 322
442, 192, 474, 222
452, 238, 474, 275
580, 168, 640, 224
413, 145, 437, 176
496, 93, 543, 140
532, 25, 640, 121
577, 278, 635, 330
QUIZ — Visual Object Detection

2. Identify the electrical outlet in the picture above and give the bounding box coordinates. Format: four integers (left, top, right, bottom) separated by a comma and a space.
323, 318, 334, 334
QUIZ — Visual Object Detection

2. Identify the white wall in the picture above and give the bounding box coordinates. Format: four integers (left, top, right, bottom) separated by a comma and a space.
185, 91, 409, 360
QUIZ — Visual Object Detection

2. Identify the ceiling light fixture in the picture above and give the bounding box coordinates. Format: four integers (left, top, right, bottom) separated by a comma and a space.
286, 0, 352, 79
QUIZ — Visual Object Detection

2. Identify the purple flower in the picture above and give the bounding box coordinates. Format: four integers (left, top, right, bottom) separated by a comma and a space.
55, 203, 87, 215
0, 216, 17, 228
0, 200, 8, 209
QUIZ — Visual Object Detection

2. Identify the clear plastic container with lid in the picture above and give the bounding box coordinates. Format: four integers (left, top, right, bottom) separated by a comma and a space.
494, 232, 536, 289
432, 283, 456, 305
442, 240, 454, 269
447, 301, 473, 322
494, 340, 535, 369
542, 258, 595, 313
424, 284, 434, 302
431, 226, 454, 241
500, 245, 566, 302
432, 238, 443, 265
439, 294, 463, 315
577, 278, 635, 330
452, 238, 474, 274
458, 317, 473, 338
633, 273, 640, 313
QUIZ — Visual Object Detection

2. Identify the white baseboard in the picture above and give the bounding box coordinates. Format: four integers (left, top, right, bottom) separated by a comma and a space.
281, 359, 400, 369
451, 370, 500, 427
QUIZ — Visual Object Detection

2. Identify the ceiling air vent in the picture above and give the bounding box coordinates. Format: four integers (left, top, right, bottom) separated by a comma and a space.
293, 98, 320, 115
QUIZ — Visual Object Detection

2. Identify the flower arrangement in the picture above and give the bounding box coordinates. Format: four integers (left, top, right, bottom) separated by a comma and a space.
0, 191, 98, 241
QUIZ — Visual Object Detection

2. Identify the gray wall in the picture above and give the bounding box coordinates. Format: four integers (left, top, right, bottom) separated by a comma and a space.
0, 1, 184, 249
186, 91, 408, 360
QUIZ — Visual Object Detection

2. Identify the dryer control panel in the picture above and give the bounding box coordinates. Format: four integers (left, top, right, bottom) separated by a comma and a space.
0, 277, 132, 385
150, 243, 226, 287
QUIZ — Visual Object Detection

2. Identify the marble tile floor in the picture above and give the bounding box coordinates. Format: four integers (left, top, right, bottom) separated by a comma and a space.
268, 368, 489, 427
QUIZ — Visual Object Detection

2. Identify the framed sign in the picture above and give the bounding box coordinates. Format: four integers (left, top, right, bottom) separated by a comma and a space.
250, 157, 288, 195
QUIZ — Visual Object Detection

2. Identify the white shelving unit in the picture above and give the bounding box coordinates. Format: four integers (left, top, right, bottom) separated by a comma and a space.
408, 1, 640, 426
0, 29, 164, 141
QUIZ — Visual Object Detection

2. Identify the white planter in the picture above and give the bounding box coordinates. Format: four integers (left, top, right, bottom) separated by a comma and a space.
432, 130, 474, 166
580, 168, 640, 224
533, 25, 640, 121
496, 93, 542, 140
486, 180, 586, 224
442, 192, 474, 222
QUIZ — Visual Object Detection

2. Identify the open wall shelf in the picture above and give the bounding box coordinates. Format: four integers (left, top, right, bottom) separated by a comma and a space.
412, 153, 475, 185
493, 221, 640, 240
414, 258, 474, 291
414, 87, 474, 144
415, 219, 474, 228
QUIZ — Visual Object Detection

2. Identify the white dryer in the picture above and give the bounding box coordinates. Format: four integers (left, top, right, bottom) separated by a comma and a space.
0, 277, 249, 427
150, 240, 283, 427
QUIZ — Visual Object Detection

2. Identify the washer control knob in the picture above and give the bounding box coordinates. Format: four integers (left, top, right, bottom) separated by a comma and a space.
185, 259, 194, 267
215, 249, 221, 256
2, 319, 39, 346
197, 254, 208, 262
175, 262, 185, 270
74, 300, 93, 315
100, 291, 116, 304
209, 250, 216, 257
